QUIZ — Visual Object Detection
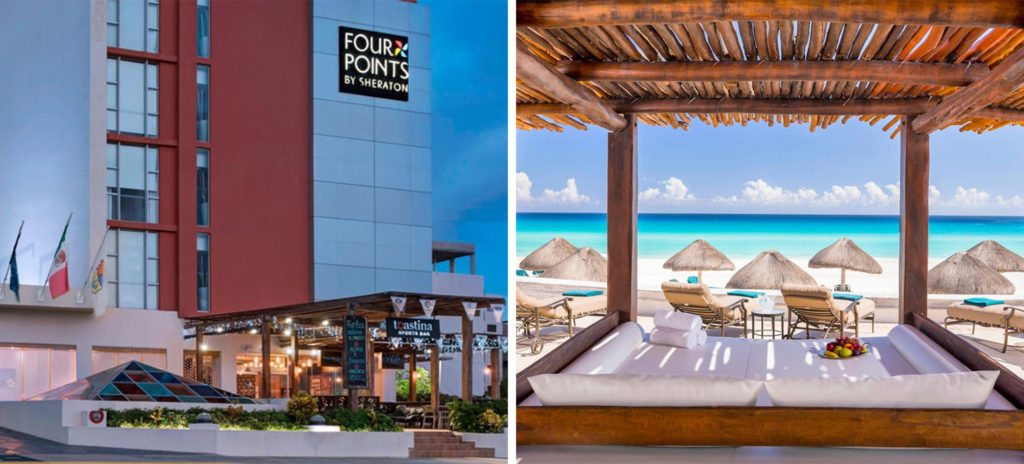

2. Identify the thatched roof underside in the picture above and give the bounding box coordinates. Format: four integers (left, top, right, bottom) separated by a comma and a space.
517, 20, 1024, 135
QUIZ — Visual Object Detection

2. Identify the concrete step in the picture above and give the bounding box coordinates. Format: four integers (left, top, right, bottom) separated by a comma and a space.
413, 442, 479, 451
409, 449, 496, 458
414, 437, 465, 444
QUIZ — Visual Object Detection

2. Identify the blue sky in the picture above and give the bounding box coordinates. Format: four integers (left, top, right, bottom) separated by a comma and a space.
422, 0, 507, 298
517, 120, 1024, 216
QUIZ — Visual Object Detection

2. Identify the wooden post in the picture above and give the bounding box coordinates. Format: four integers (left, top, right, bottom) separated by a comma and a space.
490, 348, 501, 399
430, 346, 440, 410
461, 314, 473, 401
408, 349, 417, 402
288, 333, 297, 397
607, 113, 639, 323
261, 318, 271, 399
899, 117, 930, 325
194, 325, 204, 382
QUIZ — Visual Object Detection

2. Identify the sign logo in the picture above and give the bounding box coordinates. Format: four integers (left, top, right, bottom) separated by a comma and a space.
89, 410, 105, 424
386, 317, 440, 340
339, 26, 409, 101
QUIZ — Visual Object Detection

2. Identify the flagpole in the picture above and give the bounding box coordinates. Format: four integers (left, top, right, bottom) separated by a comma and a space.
77, 227, 110, 303
39, 212, 73, 301
0, 220, 25, 301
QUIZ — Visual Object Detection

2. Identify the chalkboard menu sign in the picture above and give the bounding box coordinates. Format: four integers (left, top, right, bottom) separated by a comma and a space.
381, 353, 405, 369
344, 316, 368, 388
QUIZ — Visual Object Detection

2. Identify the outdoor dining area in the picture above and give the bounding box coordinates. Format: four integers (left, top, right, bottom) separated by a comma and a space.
515, 0, 1024, 454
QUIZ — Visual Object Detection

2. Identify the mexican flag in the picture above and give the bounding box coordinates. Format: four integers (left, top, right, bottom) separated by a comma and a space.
47, 219, 70, 299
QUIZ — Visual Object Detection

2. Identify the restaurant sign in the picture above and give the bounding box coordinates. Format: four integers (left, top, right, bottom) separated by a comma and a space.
344, 316, 368, 388
386, 317, 440, 339
381, 353, 405, 369
339, 26, 409, 101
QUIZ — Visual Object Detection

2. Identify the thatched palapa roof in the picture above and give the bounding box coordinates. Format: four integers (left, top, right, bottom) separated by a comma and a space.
808, 238, 883, 274
519, 237, 578, 271
928, 251, 1015, 294
726, 250, 817, 290
966, 240, 1024, 273
663, 239, 735, 272
540, 246, 608, 282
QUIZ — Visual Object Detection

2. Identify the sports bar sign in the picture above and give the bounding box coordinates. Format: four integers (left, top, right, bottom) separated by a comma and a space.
339, 26, 409, 101
386, 317, 440, 339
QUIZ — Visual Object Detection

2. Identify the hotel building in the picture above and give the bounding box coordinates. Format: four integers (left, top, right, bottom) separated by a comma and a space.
0, 0, 502, 402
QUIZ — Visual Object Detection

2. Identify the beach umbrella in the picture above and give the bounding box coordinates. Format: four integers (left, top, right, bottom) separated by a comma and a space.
662, 239, 734, 283
928, 252, 1015, 295
725, 250, 817, 290
540, 247, 607, 282
807, 238, 882, 290
519, 237, 578, 271
965, 240, 1024, 273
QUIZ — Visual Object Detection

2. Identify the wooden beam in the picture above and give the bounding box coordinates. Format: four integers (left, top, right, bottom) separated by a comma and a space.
490, 349, 501, 399
899, 117, 929, 325
261, 318, 271, 399
430, 346, 440, 410
914, 46, 1024, 133
461, 314, 473, 401
193, 325, 204, 383
913, 316, 1024, 409
516, 38, 626, 131
607, 114, 638, 324
408, 350, 417, 403
517, 0, 1024, 29
557, 60, 987, 87
517, 406, 1024, 449
289, 332, 297, 397
515, 313, 619, 403
519, 98, 937, 116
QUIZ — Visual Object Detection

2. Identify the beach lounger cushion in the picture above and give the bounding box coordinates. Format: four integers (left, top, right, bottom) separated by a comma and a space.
947, 303, 1024, 329
765, 371, 999, 409
661, 282, 753, 320
529, 373, 763, 407
964, 297, 1005, 307
782, 285, 874, 323
562, 289, 603, 297
516, 291, 569, 319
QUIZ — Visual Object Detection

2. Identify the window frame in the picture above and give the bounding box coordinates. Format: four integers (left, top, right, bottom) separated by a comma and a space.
197, 148, 210, 226
106, 0, 160, 54
106, 143, 159, 224
197, 233, 211, 312
197, 65, 210, 142
107, 229, 160, 310
106, 57, 159, 138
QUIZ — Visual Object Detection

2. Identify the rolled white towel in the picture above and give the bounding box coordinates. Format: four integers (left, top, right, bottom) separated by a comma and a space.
653, 309, 702, 333
649, 326, 707, 349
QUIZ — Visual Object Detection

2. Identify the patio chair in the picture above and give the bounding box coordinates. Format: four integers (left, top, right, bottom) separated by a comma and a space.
660, 281, 751, 337
945, 302, 1024, 353
781, 284, 875, 339
516, 288, 607, 354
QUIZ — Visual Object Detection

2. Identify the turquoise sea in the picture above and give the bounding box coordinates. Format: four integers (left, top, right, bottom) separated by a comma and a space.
517, 213, 1024, 260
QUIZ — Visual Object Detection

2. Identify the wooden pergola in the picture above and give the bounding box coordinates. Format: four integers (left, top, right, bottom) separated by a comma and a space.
184, 291, 504, 410
516, 0, 1024, 450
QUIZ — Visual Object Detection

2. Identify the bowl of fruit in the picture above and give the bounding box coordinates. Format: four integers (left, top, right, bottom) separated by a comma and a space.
819, 336, 870, 359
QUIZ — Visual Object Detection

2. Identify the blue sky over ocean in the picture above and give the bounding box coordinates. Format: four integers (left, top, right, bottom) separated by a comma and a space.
423, 0, 507, 298
517, 122, 1024, 216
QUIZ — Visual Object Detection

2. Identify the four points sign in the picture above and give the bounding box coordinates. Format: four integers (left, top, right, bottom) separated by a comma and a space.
339, 26, 410, 101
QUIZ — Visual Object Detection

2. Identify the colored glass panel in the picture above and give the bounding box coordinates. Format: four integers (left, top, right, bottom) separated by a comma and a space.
137, 382, 172, 396
114, 382, 146, 395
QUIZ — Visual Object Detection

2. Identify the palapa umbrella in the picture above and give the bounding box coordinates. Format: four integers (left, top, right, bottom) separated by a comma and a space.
540, 247, 607, 282
965, 240, 1024, 273
808, 238, 882, 290
518, 237, 578, 271
725, 250, 817, 290
662, 239, 734, 283
927, 252, 1015, 294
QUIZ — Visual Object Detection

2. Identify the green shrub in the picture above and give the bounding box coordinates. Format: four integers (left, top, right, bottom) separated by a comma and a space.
395, 366, 431, 402
286, 392, 320, 425
323, 408, 402, 432
446, 399, 507, 433
104, 404, 396, 432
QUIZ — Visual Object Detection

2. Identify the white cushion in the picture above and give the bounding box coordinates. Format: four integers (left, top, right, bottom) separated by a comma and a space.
529, 373, 763, 407
765, 371, 999, 409
653, 309, 701, 332
560, 322, 645, 375
887, 324, 963, 374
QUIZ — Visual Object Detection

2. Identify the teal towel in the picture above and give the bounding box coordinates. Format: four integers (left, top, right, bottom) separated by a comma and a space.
833, 292, 863, 301
532, 270, 545, 275
562, 290, 603, 297
728, 290, 764, 298
964, 297, 1004, 307
687, 276, 700, 284
669, 279, 678, 282
515, 270, 528, 277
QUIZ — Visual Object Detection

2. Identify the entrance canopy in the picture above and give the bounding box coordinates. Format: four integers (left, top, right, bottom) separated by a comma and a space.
516, 1, 1024, 134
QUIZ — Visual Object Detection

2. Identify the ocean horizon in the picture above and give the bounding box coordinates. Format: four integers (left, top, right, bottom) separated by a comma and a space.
517, 213, 1024, 260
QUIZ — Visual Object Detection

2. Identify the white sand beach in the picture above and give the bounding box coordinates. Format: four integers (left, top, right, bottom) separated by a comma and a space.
517, 256, 1024, 299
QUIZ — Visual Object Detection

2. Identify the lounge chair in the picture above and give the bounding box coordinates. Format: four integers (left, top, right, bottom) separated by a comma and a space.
516, 289, 607, 354
660, 282, 754, 337
781, 285, 875, 339
944, 302, 1023, 353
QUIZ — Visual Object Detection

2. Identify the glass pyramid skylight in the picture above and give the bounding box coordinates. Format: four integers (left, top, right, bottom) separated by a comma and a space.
29, 361, 255, 404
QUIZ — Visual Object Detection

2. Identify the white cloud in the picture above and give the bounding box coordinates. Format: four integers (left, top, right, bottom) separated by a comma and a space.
927, 186, 1023, 210
997, 195, 1024, 207
640, 177, 696, 204
540, 178, 593, 204
714, 179, 902, 208
516, 172, 533, 202
949, 186, 990, 206
929, 185, 941, 202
